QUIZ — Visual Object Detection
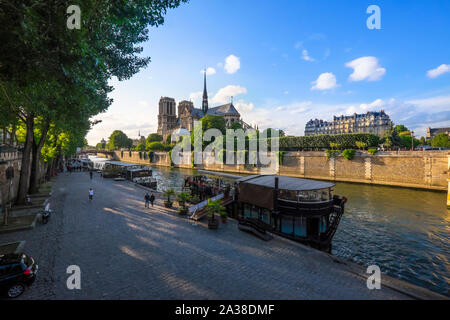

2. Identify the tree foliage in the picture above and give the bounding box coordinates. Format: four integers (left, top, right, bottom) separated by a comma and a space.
278, 133, 380, 150
146, 133, 163, 143
431, 133, 450, 148
107, 130, 132, 150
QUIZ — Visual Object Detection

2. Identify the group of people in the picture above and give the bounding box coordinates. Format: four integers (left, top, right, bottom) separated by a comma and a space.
144, 193, 155, 208
82, 168, 156, 209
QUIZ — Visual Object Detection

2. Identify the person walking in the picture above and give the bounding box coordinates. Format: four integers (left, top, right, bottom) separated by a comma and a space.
149, 193, 155, 207
144, 193, 150, 208
89, 188, 94, 201
90, 171, 93, 180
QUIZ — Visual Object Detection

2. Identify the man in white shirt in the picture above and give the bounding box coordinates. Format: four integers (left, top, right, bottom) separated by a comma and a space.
89, 188, 94, 201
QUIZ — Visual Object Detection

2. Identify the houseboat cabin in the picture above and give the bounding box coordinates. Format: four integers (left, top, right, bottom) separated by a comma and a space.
236, 175, 346, 252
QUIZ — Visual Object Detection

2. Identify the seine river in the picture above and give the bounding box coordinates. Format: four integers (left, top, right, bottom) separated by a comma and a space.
149, 165, 449, 296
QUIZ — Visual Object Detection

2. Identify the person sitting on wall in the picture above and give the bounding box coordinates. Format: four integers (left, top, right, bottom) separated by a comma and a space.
26, 194, 32, 205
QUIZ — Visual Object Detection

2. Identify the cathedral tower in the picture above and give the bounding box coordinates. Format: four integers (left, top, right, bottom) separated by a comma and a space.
157, 97, 177, 140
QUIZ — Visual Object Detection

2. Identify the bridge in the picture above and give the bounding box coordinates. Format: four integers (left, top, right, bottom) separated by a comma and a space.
77, 149, 116, 157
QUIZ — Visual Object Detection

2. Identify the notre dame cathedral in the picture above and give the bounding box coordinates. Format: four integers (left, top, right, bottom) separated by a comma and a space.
157, 72, 253, 141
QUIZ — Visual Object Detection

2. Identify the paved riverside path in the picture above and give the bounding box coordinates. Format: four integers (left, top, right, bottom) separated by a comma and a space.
0, 171, 433, 299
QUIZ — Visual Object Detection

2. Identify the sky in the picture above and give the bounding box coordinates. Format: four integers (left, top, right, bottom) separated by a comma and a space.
86, 0, 450, 145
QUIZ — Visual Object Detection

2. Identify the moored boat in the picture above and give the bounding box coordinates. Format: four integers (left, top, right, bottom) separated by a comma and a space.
235, 175, 346, 253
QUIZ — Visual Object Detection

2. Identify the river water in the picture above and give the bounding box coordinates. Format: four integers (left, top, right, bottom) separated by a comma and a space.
149, 165, 449, 296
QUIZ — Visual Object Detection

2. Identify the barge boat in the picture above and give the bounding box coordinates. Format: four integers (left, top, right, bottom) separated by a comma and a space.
235, 175, 346, 253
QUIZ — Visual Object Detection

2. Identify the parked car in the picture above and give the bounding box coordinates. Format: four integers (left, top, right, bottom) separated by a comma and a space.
0, 253, 38, 298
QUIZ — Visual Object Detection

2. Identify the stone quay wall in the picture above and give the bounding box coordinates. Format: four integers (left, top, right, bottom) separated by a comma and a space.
0, 150, 22, 207
104, 150, 449, 191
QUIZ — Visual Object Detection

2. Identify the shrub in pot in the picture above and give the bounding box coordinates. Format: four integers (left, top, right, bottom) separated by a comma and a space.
163, 188, 175, 208
220, 211, 227, 223
205, 199, 225, 230
177, 192, 190, 215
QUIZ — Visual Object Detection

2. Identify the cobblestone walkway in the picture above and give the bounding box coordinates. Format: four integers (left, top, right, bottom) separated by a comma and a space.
0, 171, 420, 299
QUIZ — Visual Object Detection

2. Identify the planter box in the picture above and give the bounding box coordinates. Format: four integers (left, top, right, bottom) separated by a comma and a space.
208, 218, 219, 229
164, 201, 173, 208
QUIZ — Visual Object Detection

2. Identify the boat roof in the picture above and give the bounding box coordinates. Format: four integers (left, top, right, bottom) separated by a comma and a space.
127, 167, 151, 172
105, 161, 140, 167
237, 175, 335, 191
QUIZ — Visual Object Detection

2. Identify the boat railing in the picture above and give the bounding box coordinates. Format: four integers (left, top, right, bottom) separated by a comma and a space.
277, 199, 334, 215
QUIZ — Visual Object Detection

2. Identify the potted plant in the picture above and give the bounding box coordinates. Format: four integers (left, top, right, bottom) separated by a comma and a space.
220, 210, 227, 223
163, 188, 175, 208
205, 199, 225, 230
176, 192, 189, 215
188, 194, 200, 204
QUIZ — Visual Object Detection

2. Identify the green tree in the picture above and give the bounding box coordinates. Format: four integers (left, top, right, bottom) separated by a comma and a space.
355, 141, 367, 150
146, 133, 163, 143
146, 141, 172, 151
394, 125, 408, 133
135, 142, 146, 151
229, 122, 243, 130
431, 133, 450, 148
201, 115, 226, 135
165, 134, 172, 144
0, 0, 187, 203
108, 130, 132, 150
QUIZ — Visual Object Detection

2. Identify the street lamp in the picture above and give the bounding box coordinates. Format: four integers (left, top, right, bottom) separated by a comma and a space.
411, 131, 414, 151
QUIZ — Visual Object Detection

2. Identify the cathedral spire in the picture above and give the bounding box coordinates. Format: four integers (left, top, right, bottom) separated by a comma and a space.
202, 69, 208, 114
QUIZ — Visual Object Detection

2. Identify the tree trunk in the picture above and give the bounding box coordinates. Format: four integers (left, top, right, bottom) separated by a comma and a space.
29, 120, 50, 194
16, 115, 34, 204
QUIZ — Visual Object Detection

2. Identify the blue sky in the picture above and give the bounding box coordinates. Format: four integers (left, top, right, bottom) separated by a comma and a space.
87, 0, 450, 144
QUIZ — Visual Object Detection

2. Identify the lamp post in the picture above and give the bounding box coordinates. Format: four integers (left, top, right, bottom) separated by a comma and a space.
411, 131, 414, 151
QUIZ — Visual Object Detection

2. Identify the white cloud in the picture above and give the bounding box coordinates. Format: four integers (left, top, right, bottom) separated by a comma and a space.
234, 100, 254, 113
426, 64, 450, 79
189, 91, 203, 105
301, 49, 315, 62
275, 101, 312, 114
224, 55, 240, 74
294, 41, 303, 49
311, 72, 339, 90
201, 67, 216, 76
345, 56, 386, 81
212, 85, 247, 104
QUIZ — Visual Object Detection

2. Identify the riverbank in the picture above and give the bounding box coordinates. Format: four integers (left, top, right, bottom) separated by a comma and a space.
1, 171, 447, 299
100, 150, 449, 192
128, 164, 450, 296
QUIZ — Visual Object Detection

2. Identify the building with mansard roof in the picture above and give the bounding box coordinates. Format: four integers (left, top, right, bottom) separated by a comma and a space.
304, 110, 393, 138
157, 72, 253, 141
426, 127, 450, 140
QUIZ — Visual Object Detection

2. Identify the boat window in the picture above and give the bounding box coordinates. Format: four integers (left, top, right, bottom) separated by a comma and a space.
250, 205, 259, 219
280, 215, 293, 234
260, 209, 270, 224
297, 189, 330, 202
320, 216, 328, 233
294, 216, 307, 237
244, 204, 260, 219
278, 189, 297, 201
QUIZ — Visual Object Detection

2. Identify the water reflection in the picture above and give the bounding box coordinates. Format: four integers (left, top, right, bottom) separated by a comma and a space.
150, 165, 449, 296
333, 183, 449, 296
